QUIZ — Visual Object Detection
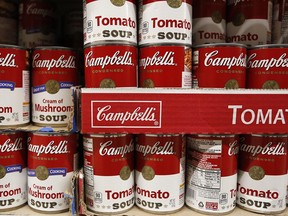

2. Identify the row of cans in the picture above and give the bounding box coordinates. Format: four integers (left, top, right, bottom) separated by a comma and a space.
83, 0, 288, 47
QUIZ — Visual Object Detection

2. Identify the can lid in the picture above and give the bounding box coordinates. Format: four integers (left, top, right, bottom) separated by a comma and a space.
248, 44, 288, 50
193, 42, 247, 49
32, 46, 75, 51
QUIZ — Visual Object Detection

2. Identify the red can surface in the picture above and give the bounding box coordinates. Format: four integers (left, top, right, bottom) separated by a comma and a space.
0, 45, 30, 128
192, 0, 226, 46
31, 46, 79, 127
185, 134, 239, 214
139, 45, 192, 88
237, 134, 288, 214
27, 132, 79, 213
84, 44, 137, 88
247, 45, 288, 89
83, 133, 134, 214
193, 43, 246, 88
0, 130, 27, 211
135, 134, 186, 214
226, 0, 273, 47
18, 0, 58, 48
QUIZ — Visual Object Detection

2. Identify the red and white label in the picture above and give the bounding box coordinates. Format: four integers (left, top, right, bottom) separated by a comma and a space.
0, 131, 27, 210
226, 0, 273, 46
192, 0, 226, 46
31, 48, 78, 126
0, 46, 30, 127
139, 0, 192, 46
237, 134, 287, 213
83, 0, 137, 45
193, 44, 246, 88
83, 134, 134, 213
84, 45, 137, 88
185, 135, 238, 213
139, 46, 192, 88
27, 132, 78, 212
247, 46, 288, 89
135, 134, 185, 213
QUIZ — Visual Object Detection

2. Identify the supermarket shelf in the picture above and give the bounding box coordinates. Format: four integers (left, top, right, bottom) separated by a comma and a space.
2, 205, 288, 216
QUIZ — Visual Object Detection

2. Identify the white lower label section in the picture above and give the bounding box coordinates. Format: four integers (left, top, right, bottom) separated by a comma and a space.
0, 168, 27, 210
135, 170, 185, 213
186, 168, 237, 213
32, 89, 73, 126
182, 71, 192, 88
27, 172, 73, 212
237, 170, 286, 213
84, 172, 135, 213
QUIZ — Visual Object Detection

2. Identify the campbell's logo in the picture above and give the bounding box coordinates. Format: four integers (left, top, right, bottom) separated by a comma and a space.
0, 138, 23, 152
139, 51, 176, 69
204, 50, 246, 69
99, 139, 134, 157
247, 53, 288, 70
32, 53, 76, 70
26, 3, 55, 17
228, 140, 239, 156
91, 100, 162, 128
240, 142, 286, 156
28, 138, 69, 156
0, 53, 17, 67
136, 141, 175, 156
85, 50, 133, 69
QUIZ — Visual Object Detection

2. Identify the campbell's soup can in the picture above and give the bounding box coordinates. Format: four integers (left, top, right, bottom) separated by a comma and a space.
0, 130, 27, 211
27, 132, 79, 213
192, 0, 226, 46
83, 0, 137, 45
0, 0, 18, 45
138, 0, 192, 46
0, 45, 30, 128
139, 45, 192, 88
31, 46, 78, 127
226, 0, 273, 47
83, 133, 134, 214
192, 43, 246, 89
18, 0, 58, 48
237, 134, 288, 214
247, 45, 288, 89
135, 134, 186, 214
272, 0, 288, 44
185, 134, 239, 214
84, 44, 137, 88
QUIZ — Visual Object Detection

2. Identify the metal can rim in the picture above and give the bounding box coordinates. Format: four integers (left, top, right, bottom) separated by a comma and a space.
193, 43, 247, 49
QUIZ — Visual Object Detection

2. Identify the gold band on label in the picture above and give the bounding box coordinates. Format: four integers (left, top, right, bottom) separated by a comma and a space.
141, 165, 155, 181
0, 165, 6, 179
167, 0, 182, 8
225, 79, 239, 89
46, 79, 60, 94
100, 78, 116, 88
211, 10, 222, 24
233, 13, 245, 26
262, 80, 280, 89
249, 165, 265, 180
119, 166, 131, 180
110, 0, 126, 7
35, 165, 49, 181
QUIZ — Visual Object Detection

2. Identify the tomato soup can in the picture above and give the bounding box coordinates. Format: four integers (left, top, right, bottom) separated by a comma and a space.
31, 46, 79, 127
83, 0, 137, 46
192, 0, 226, 46
139, 45, 192, 88
226, 0, 273, 47
247, 44, 288, 89
84, 43, 138, 88
138, 0, 192, 46
27, 132, 79, 213
192, 43, 246, 88
237, 134, 288, 214
0, 45, 30, 128
185, 134, 239, 214
18, 0, 58, 48
83, 133, 134, 214
135, 134, 186, 214
0, 130, 27, 211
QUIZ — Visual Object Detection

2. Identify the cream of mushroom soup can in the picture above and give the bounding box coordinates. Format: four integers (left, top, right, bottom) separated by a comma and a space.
83, 0, 137, 45
185, 134, 239, 214
138, 0, 192, 46
237, 134, 287, 214
27, 132, 79, 213
0, 130, 27, 211
192, 0, 226, 46
226, 0, 273, 47
31, 46, 79, 127
83, 133, 134, 214
0, 45, 30, 128
135, 134, 186, 214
